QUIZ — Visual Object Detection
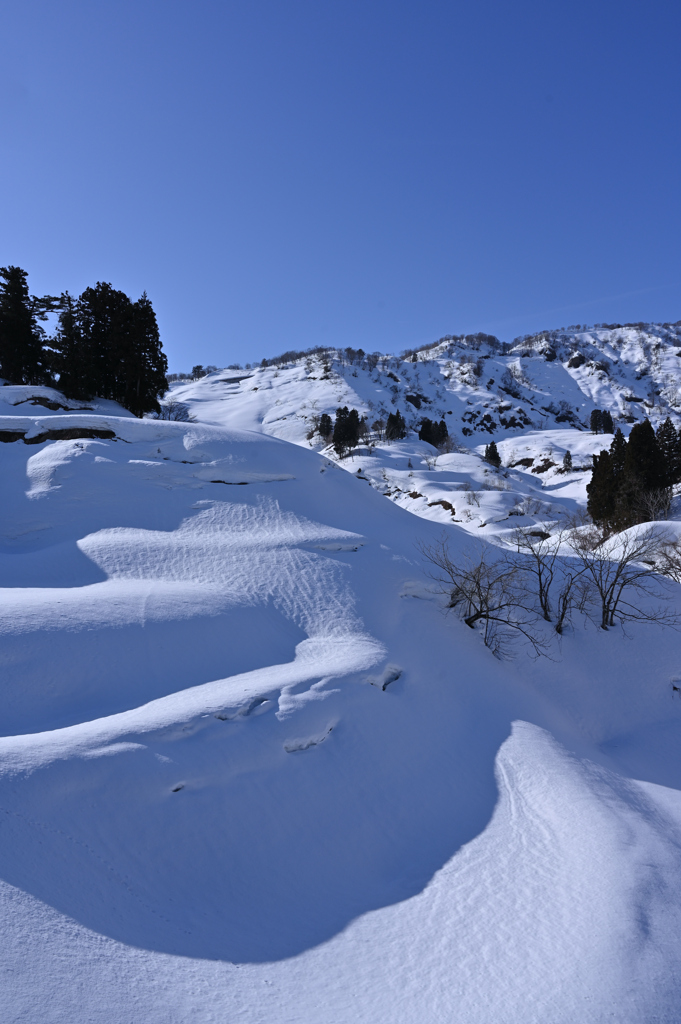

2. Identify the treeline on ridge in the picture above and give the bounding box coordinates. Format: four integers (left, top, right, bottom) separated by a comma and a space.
0, 266, 167, 416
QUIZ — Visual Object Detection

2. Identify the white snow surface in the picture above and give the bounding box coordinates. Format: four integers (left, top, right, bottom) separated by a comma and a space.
2, 368, 681, 1022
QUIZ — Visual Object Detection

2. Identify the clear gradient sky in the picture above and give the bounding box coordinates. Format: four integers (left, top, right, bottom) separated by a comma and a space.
1, 0, 679, 371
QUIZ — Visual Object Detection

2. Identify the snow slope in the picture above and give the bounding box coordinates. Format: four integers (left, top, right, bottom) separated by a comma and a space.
169, 320, 681, 444
2, 380, 681, 1022
164, 322, 681, 542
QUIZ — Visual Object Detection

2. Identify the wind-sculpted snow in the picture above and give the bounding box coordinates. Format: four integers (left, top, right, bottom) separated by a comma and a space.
2, 390, 681, 1021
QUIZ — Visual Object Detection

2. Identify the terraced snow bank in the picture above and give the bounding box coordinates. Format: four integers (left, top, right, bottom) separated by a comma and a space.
2, 386, 681, 1022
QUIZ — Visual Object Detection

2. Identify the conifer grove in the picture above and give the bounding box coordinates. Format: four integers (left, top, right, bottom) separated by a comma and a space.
0, 267, 167, 416
587, 417, 681, 534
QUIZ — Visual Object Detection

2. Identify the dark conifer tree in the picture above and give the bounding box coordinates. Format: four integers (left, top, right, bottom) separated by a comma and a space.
318, 413, 332, 440
385, 410, 406, 440
0, 266, 49, 385
419, 418, 448, 447
51, 292, 92, 399
66, 283, 167, 416
75, 282, 134, 402
587, 450, 616, 531
623, 419, 664, 492
333, 406, 360, 455
673, 425, 681, 485
656, 417, 680, 487
124, 292, 167, 416
610, 428, 627, 478
484, 441, 502, 467
590, 409, 603, 433
562, 450, 572, 472
601, 409, 614, 433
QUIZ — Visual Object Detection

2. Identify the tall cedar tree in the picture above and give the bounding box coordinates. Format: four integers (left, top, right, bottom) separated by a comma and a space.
623, 419, 664, 492
55, 283, 167, 415
126, 292, 168, 416
52, 292, 90, 399
0, 266, 50, 385
610, 428, 627, 477
590, 409, 603, 433
586, 450, 617, 530
333, 406, 360, 455
656, 417, 681, 487
318, 413, 332, 439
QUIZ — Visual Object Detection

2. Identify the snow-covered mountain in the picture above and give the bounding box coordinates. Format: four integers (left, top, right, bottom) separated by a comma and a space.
3, 323, 681, 1023
166, 322, 681, 536
169, 320, 681, 444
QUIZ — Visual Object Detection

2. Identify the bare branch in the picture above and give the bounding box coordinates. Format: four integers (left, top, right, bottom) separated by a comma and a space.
568, 527, 679, 630
419, 537, 550, 658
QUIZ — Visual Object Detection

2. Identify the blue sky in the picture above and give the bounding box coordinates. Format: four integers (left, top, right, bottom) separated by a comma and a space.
1, 0, 679, 371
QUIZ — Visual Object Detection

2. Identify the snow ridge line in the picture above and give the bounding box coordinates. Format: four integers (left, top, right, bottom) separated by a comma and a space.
0, 635, 385, 773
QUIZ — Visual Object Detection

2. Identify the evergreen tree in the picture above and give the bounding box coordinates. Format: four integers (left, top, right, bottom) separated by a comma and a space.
51, 292, 92, 399
75, 282, 134, 402
610, 428, 627, 478
125, 292, 167, 416
0, 266, 49, 385
318, 413, 332, 440
674, 424, 681, 485
590, 409, 603, 433
601, 409, 614, 433
385, 410, 406, 440
484, 441, 502, 468
562, 450, 572, 472
63, 283, 167, 416
656, 417, 680, 487
587, 450, 616, 530
623, 419, 664, 492
333, 406, 360, 455
419, 417, 448, 447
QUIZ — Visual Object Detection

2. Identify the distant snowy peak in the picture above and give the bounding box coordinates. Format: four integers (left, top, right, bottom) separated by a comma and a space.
167, 320, 681, 448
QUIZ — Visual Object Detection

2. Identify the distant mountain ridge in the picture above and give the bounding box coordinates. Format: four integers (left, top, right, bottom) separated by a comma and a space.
168, 320, 681, 447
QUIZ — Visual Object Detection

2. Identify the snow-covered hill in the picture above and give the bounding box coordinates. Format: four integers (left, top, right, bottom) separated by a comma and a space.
169, 320, 681, 443
166, 322, 681, 537
3, 342, 681, 1022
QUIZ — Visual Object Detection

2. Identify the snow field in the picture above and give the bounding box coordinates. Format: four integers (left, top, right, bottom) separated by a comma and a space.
1, 385, 681, 1021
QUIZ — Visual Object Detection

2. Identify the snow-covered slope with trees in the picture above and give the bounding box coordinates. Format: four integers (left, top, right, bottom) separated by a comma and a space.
166, 322, 681, 538
3, 322, 681, 1022
169, 320, 681, 443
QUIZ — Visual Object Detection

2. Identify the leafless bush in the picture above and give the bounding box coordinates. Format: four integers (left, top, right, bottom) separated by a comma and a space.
507, 525, 586, 633
510, 496, 546, 517
568, 527, 678, 631
655, 540, 681, 583
157, 400, 195, 422
461, 482, 481, 506
633, 487, 673, 522
420, 539, 548, 658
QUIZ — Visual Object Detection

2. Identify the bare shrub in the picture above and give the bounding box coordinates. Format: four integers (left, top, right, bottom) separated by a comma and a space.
157, 400, 195, 422
507, 524, 586, 633
633, 487, 673, 522
568, 527, 678, 631
461, 482, 481, 507
420, 539, 548, 658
